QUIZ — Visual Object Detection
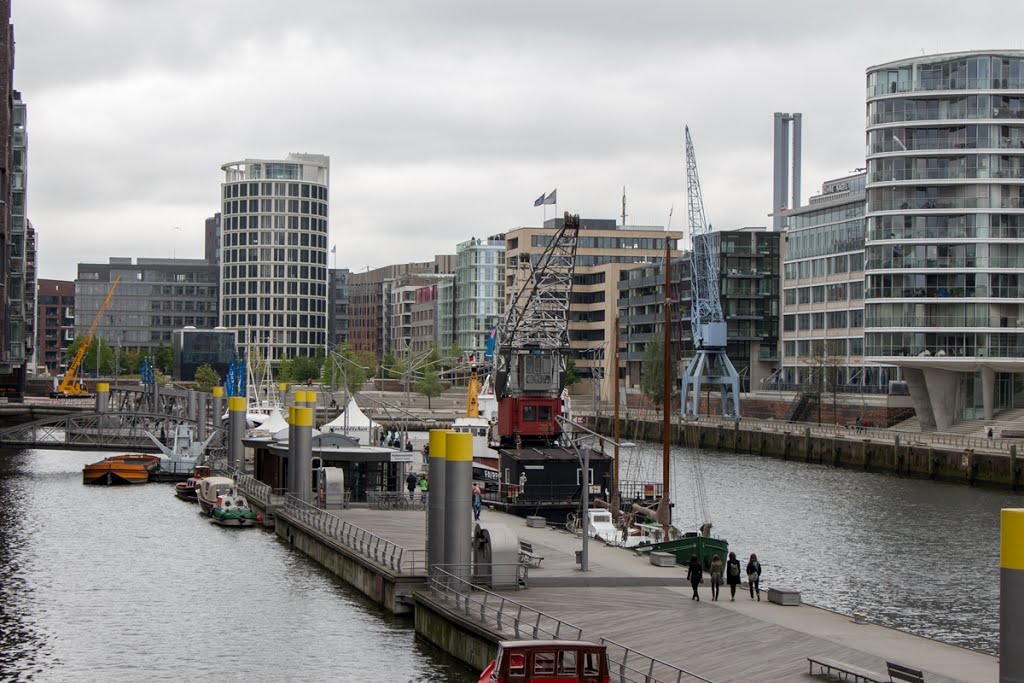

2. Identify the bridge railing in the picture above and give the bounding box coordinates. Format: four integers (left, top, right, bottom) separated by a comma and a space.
226, 468, 274, 507
428, 567, 581, 640
280, 494, 425, 574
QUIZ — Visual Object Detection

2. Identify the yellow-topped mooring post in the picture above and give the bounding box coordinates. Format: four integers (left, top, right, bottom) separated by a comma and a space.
212, 387, 224, 430
444, 432, 473, 587
228, 396, 247, 472
1002, 508, 1024, 682
95, 382, 109, 413
293, 406, 314, 504
428, 429, 449, 570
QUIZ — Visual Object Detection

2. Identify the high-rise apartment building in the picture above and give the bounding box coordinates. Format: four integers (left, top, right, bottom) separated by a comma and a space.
864, 51, 1024, 429
454, 236, 505, 355
5, 89, 32, 395
780, 173, 890, 391
0, 1, 13, 393
36, 279, 75, 375
219, 153, 329, 363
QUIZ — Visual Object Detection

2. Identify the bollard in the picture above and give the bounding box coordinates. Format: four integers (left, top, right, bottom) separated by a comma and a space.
1001, 508, 1024, 682
294, 406, 314, 504
95, 382, 109, 413
187, 390, 198, 424
196, 392, 208, 441
444, 432, 473, 588
428, 429, 449, 571
212, 387, 224, 431
228, 396, 246, 472
288, 407, 298, 495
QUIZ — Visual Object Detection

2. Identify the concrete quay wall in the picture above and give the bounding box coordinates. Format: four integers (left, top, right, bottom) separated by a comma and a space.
413, 592, 501, 672
591, 416, 1024, 489
269, 506, 425, 615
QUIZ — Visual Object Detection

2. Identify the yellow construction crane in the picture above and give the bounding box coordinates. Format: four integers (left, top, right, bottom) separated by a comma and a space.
53, 275, 122, 398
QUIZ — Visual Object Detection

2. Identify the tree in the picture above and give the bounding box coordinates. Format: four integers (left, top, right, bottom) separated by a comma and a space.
323, 344, 370, 395
153, 343, 174, 374
193, 363, 221, 392
65, 335, 115, 377
279, 354, 325, 384
414, 365, 443, 408
564, 358, 582, 387
640, 336, 665, 406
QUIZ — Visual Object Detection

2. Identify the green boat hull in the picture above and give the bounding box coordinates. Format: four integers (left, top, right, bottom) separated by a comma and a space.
638, 535, 729, 571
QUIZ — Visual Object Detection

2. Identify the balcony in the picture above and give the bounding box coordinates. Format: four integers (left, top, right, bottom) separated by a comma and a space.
867, 77, 1024, 99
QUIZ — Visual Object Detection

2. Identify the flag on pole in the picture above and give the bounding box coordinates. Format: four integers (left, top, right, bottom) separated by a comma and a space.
331, 245, 337, 254
533, 193, 545, 207
543, 189, 557, 205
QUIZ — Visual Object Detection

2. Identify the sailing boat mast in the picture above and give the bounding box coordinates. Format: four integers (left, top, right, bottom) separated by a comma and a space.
612, 316, 621, 523
659, 231, 672, 535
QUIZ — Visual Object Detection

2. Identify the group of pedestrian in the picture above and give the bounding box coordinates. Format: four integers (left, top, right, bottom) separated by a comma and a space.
686, 551, 762, 602
405, 471, 428, 502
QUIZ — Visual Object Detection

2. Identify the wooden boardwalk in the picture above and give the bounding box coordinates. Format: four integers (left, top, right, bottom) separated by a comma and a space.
332, 507, 997, 682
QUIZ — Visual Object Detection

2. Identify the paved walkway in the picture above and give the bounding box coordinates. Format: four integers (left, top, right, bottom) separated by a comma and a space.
333, 507, 997, 682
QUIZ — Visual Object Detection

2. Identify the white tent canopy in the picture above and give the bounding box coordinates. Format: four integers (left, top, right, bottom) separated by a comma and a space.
321, 397, 380, 443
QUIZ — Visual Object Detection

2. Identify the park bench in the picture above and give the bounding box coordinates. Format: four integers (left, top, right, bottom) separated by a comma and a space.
887, 661, 925, 683
518, 540, 544, 568
807, 656, 886, 682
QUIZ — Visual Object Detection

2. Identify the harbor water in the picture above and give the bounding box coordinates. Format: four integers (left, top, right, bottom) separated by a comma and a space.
0, 448, 477, 682
619, 440, 1019, 655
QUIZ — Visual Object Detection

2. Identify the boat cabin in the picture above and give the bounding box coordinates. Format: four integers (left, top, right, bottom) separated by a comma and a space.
479, 640, 609, 683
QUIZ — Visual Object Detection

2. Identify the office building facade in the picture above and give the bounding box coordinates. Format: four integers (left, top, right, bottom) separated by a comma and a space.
327, 267, 351, 350
219, 153, 329, 364
864, 51, 1024, 429
75, 258, 219, 351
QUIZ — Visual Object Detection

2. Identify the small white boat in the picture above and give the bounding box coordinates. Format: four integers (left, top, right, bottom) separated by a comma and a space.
196, 476, 237, 515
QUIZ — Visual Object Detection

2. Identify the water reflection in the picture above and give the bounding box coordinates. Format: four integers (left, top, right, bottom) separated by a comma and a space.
0, 449, 475, 682
620, 442, 1017, 654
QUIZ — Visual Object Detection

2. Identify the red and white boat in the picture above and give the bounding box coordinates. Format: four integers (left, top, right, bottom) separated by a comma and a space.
174, 465, 211, 502
479, 640, 610, 683
196, 476, 237, 515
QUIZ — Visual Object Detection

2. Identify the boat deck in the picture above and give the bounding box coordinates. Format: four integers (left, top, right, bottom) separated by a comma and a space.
334, 506, 997, 682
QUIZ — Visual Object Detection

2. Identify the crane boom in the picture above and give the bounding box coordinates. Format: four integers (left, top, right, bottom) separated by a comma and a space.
55, 276, 122, 397
494, 212, 580, 446
680, 126, 741, 419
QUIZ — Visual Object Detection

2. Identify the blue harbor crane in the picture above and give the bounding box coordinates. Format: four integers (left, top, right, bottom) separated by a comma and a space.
680, 126, 741, 419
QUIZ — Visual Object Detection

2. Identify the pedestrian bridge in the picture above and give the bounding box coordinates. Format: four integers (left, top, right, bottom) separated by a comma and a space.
0, 411, 226, 453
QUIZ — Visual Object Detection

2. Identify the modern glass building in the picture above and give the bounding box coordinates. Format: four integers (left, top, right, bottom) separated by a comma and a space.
173, 328, 236, 382
219, 153, 329, 364
864, 51, 1024, 429
455, 236, 505, 356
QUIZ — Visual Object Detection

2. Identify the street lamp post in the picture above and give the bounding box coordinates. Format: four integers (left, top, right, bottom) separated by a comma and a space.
556, 416, 634, 572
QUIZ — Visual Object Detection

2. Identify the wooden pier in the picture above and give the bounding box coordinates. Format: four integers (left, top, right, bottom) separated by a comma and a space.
245, 488, 996, 682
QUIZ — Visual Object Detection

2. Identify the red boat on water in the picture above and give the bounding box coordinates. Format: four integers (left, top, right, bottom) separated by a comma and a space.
174, 465, 211, 502
82, 454, 161, 485
479, 641, 610, 683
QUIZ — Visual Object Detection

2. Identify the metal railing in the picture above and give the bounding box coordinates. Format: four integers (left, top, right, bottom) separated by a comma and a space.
428, 567, 581, 640
280, 494, 426, 574
600, 637, 715, 683
229, 469, 274, 507
692, 414, 1015, 454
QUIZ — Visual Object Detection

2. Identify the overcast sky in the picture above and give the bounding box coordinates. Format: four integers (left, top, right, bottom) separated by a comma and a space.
13, 1, 1024, 280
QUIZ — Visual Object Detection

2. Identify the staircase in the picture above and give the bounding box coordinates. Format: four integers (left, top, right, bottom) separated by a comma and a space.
783, 391, 813, 423
892, 407, 1024, 437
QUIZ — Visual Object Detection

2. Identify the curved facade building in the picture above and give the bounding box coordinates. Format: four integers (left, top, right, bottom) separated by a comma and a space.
864, 51, 1024, 429
219, 153, 330, 365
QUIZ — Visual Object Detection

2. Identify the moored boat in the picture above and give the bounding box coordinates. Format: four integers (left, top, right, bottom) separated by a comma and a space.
479, 640, 610, 683
82, 454, 161, 485
174, 465, 211, 502
210, 489, 258, 527
196, 476, 237, 514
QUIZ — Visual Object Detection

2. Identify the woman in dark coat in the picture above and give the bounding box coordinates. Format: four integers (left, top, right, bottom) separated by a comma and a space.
725, 551, 742, 601
686, 553, 703, 601
746, 553, 762, 601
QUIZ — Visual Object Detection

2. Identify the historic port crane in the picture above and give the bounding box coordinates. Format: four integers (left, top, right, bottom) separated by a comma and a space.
493, 212, 580, 447
680, 127, 741, 418
52, 276, 122, 398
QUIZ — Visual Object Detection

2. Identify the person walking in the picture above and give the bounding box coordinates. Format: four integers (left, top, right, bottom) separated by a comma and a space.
746, 553, 762, 601
709, 554, 723, 602
472, 483, 482, 521
686, 554, 703, 601
419, 474, 429, 504
405, 471, 418, 502
726, 551, 742, 601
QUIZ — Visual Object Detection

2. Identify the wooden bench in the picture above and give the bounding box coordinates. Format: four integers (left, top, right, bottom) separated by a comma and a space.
807, 656, 886, 683
887, 661, 925, 682
518, 540, 544, 568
